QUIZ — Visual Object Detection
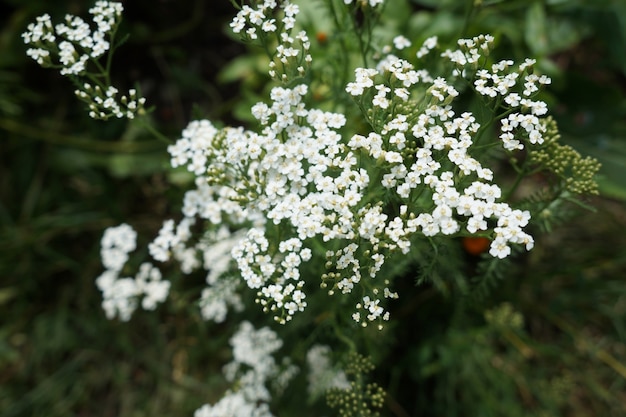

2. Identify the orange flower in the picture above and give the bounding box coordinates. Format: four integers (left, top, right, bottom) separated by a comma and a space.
462, 236, 491, 256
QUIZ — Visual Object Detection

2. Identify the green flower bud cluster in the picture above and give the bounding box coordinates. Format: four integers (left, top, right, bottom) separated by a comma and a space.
326, 353, 386, 417
529, 117, 601, 195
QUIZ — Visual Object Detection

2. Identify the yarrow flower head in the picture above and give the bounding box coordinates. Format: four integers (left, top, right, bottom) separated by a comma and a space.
22, 2, 146, 120
194, 321, 297, 417
151, 29, 553, 329
23, 1, 122, 72
343, 0, 386, 6
306, 345, 350, 400
229, 0, 311, 83
96, 224, 170, 321
96, 20, 565, 331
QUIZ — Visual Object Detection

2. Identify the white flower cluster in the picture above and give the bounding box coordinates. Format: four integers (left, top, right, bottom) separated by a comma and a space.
152, 214, 259, 321
92, 3, 550, 329
75, 84, 146, 120
148, 217, 198, 270
22, 2, 146, 120
231, 1, 299, 38
230, 0, 311, 83
441, 36, 552, 151
198, 227, 247, 323
471, 58, 552, 151
306, 345, 350, 400
194, 322, 296, 417
96, 224, 170, 320
158, 10, 551, 328
441, 34, 495, 68
352, 289, 399, 329
23, 2, 122, 74
97, 218, 249, 323
167, 80, 404, 325
343, 0, 385, 6
343, 34, 545, 262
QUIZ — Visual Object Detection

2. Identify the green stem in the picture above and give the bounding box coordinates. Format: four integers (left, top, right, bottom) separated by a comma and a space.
460, 0, 476, 39
351, 7, 371, 69
0, 118, 164, 153
504, 168, 525, 201
84, 72, 108, 91
103, 26, 120, 85
137, 117, 173, 145
332, 318, 357, 352
327, 0, 351, 101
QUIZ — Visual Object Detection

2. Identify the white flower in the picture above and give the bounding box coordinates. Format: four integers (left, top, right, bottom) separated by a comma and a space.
489, 236, 511, 259
306, 345, 350, 400
416, 36, 437, 58
393, 35, 411, 50
133, 263, 169, 310
195, 321, 289, 417
100, 223, 137, 271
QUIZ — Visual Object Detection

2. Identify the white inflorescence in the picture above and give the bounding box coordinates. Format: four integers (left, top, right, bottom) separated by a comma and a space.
168, 82, 367, 324
147, 10, 548, 328
343, 34, 546, 267
22, 2, 146, 120
229, 0, 311, 83
23, 1, 122, 71
194, 322, 296, 417
92, 2, 551, 330
306, 345, 350, 400
96, 224, 170, 320
343, 0, 386, 6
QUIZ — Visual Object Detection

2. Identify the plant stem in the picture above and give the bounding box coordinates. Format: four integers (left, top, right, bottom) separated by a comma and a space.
504, 167, 525, 201
460, 0, 476, 39
0, 118, 164, 153
137, 117, 173, 145
333, 318, 357, 351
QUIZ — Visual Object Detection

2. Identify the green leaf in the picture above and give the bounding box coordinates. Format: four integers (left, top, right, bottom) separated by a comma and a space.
217, 54, 268, 84
546, 16, 589, 53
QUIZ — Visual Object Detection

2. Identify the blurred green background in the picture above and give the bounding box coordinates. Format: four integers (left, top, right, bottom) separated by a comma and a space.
1, 0, 625, 416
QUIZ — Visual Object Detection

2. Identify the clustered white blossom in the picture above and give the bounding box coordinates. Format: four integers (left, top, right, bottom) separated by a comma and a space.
148, 217, 198, 269
75, 84, 146, 120
96, 223, 170, 320
343, 0, 385, 6
93, 2, 551, 329
165, 72, 407, 328
95, 4, 552, 330
22, 1, 146, 120
343, 34, 547, 264
168, 83, 364, 324
102, 215, 249, 323
306, 345, 350, 400
23, 2, 122, 72
198, 227, 247, 323
194, 322, 297, 417
230, 0, 311, 83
